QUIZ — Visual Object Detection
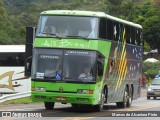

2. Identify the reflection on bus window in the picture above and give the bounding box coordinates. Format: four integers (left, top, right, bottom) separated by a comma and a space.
36, 16, 99, 39
32, 49, 96, 82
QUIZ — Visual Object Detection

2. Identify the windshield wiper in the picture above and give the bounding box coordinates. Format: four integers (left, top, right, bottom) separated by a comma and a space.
66, 35, 89, 40
44, 76, 56, 79
42, 32, 66, 38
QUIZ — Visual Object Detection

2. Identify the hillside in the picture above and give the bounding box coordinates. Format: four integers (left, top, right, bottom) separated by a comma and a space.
0, 0, 160, 51
0, 0, 20, 44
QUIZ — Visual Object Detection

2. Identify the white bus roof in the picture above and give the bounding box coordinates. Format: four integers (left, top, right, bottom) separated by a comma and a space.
41, 10, 142, 29
0, 45, 25, 53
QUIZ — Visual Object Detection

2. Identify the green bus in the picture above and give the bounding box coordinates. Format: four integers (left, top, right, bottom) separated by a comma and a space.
28, 10, 143, 111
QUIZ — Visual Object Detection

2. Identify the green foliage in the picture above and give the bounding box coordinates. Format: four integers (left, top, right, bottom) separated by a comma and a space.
132, 2, 160, 51
0, 97, 40, 105
144, 41, 151, 51
0, 0, 160, 48
143, 16, 160, 50
0, 0, 21, 44
104, 0, 124, 18
143, 62, 160, 79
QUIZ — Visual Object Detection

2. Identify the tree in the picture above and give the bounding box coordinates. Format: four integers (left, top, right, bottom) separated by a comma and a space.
104, 0, 124, 17
143, 16, 160, 50
104, 0, 137, 20
0, 0, 14, 44
144, 41, 151, 51
143, 62, 160, 79
152, 0, 160, 16
131, 2, 160, 51
1, 0, 160, 46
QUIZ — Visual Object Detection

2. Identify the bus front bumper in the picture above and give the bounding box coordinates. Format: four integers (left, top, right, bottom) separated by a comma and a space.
31, 91, 96, 105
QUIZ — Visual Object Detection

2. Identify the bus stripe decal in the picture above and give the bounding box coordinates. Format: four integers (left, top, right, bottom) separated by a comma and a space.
118, 60, 127, 88
115, 28, 127, 91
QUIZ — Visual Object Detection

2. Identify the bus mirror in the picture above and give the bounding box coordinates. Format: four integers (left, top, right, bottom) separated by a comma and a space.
25, 56, 32, 76
97, 60, 104, 77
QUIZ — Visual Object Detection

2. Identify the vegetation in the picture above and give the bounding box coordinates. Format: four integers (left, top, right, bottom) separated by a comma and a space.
0, 0, 159, 104
0, 0, 160, 50
0, 97, 40, 105
143, 61, 160, 82
0, 0, 21, 44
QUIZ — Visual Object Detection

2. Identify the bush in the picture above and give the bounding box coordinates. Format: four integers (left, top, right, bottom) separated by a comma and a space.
143, 61, 160, 80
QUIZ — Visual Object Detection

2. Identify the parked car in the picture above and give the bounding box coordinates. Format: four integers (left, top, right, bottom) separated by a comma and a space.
143, 49, 158, 56
150, 49, 158, 54
147, 77, 160, 99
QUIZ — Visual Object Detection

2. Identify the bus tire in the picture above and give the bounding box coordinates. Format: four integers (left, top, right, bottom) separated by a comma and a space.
127, 88, 133, 107
44, 102, 55, 110
94, 91, 105, 111
116, 87, 129, 108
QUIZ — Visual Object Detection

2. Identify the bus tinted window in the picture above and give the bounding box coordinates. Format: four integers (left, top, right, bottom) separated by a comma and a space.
131, 27, 136, 45
0, 53, 25, 66
36, 16, 99, 39
107, 19, 114, 40
113, 22, 120, 41
140, 30, 143, 46
126, 25, 131, 44
136, 29, 142, 46
99, 18, 107, 39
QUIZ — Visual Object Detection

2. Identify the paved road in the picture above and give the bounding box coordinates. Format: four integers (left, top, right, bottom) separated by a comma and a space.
0, 88, 160, 119
140, 88, 147, 97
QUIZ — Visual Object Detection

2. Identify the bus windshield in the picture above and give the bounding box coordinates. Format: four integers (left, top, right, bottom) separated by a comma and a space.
32, 49, 96, 83
36, 15, 99, 39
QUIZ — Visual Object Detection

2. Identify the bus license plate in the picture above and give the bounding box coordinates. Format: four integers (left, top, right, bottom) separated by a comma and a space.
56, 97, 67, 101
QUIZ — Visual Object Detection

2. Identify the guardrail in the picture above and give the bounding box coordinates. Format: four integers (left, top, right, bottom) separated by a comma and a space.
0, 91, 31, 103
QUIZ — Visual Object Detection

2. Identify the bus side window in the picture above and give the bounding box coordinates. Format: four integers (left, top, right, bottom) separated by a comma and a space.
107, 19, 114, 40
97, 54, 104, 77
6, 57, 15, 66
136, 29, 142, 46
99, 18, 107, 39
131, 27, 136, 45
140, 30, 143, 46
16, 54, 25, 66
126, 25, 131, 44
0, 53, 25, 66
113, 22, 120, 41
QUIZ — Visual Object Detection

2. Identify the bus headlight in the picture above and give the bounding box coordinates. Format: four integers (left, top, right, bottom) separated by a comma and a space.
77, 89, 93, 94
35, 87, 46, 92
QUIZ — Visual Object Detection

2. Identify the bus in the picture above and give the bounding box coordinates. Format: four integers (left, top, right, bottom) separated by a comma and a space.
0, 45, 31, 94
29, 10, 143, 111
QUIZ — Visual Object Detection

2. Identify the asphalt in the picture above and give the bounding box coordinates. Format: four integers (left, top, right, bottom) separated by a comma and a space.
140, 88, 147, 98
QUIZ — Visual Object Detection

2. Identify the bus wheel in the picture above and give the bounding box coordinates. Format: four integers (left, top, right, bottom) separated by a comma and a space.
94, 92, 105, 111
127, 88, 132, 107
116, 88, 129, 108
44, 102, 55, 110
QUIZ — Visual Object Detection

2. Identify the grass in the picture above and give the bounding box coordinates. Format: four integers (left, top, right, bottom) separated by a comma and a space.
0, 97, 41, 105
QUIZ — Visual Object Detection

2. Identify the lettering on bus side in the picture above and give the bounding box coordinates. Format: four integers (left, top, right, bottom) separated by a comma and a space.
43, 39, 90, 48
